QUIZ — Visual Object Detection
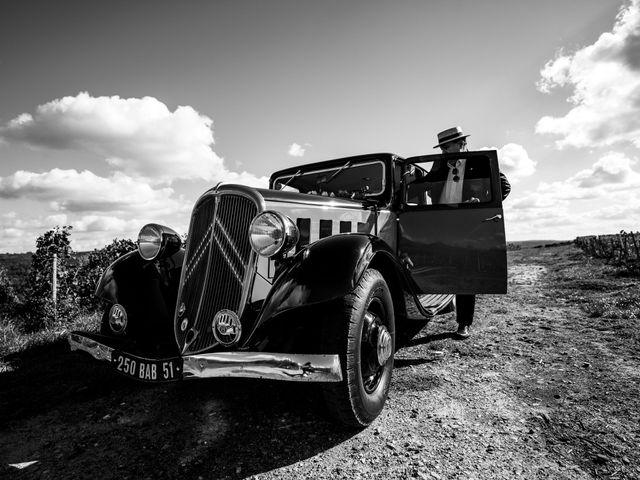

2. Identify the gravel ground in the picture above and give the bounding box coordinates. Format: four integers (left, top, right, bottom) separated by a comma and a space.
1, 244, 639, 479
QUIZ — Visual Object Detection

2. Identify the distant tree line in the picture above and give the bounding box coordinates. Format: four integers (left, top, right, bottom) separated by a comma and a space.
0, 226, 136, 332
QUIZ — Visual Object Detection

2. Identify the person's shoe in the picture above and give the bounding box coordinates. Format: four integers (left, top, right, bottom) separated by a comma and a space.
456, 325, 470, 338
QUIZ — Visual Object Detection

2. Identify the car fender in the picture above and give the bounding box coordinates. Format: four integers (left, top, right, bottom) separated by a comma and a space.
95, 249, 184, 321
95, 251, 143, 304
252, 234, 408, 331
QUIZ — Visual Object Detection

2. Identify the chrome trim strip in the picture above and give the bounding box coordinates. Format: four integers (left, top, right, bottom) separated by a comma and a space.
175, 197, 213, 347
262, 195, 369, 209
182, 352, 342, 382
68, 333, 114, 362
210, 184, 268, 212
215, 215, 248, 271
211, 221, 243, 285
216, 190, 264, 319
191, 192, 221, 346
183, 221, 214, 284
68, 333, 342, 383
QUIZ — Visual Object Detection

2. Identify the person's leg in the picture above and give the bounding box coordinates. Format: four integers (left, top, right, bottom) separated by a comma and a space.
455, 294, 475, 337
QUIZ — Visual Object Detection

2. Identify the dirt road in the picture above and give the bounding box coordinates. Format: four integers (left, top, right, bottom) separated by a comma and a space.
1, 244, 639, 479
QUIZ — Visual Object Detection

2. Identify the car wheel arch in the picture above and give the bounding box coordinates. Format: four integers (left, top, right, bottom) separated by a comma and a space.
367, 251, 408, 320
247, 235, 400, 341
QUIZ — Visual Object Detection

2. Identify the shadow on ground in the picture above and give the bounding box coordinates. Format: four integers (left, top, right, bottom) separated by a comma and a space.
406, 331, 459, 347
0, 339, 357, 479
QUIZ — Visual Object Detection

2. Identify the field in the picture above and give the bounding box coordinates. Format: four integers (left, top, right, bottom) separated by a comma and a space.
0, 251, 91, 291
1, 243, 639, 479
0, 253, 32, 289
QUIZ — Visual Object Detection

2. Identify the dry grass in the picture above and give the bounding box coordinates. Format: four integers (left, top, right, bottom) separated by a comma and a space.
539, 248, 640, 321
0, 313, 98, 371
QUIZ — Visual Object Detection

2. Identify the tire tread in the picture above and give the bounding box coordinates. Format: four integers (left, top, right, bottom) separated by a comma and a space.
321, 269, 394, 427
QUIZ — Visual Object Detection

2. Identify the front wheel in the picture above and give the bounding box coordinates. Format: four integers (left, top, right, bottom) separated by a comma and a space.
321, 268, 395, 427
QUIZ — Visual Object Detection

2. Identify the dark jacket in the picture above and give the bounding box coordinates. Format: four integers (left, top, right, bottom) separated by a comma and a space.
420, 158, 511, 203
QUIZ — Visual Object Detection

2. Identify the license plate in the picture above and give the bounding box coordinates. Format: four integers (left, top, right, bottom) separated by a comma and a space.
112, 351, 183, 382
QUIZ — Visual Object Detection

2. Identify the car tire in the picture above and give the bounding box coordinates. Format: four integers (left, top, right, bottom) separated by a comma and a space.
321, 268, 395, 427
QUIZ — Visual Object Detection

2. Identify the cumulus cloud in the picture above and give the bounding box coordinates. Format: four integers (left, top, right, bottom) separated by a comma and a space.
72, 215, 145, 233
0, 168, 196, 251
505, 191, 640, 240
221, 170, 269, 188
3, 228, 24, 239
0, 206, 189, 253
288, 142, 308, 157
0, 214, 56, 252
481, 143, 536, 181
535, 0, 640, 148
570, 151, 640, 188
504, 152, 640, 240
0, 168, 180, 213
536, 54, 573, 94
510, 152, 639, 206
40, 213, 142, 234
0, 92, 267, 186
0, 92, 273, 251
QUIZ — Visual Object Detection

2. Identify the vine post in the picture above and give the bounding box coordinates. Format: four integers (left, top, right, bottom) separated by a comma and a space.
630, 232, 640, 260
52, 252, 58, 315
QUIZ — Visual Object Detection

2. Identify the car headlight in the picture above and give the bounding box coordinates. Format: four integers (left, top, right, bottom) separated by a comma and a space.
138, 223, 182, 261
249, 211, 299, 257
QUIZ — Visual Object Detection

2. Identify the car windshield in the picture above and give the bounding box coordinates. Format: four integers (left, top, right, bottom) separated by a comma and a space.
273, 160, 385, 199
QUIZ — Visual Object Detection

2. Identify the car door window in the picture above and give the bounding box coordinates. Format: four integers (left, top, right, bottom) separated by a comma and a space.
405, 155, 493, 206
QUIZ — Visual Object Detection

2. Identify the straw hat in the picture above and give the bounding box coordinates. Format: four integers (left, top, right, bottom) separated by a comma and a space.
433, 126, 470, 148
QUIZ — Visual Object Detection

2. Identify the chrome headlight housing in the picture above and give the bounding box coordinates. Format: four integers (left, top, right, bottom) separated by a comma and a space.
249, 211, 299, 257
137, 223, 182, 261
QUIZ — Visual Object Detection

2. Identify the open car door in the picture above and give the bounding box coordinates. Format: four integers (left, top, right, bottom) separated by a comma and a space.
398, 150, 507, 294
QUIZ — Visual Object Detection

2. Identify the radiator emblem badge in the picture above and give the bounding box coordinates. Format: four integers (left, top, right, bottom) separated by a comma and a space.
108, 304, 127, 335
212, 310, 242, 346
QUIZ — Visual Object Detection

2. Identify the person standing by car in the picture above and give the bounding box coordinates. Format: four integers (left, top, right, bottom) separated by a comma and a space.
431, 126, 511, 337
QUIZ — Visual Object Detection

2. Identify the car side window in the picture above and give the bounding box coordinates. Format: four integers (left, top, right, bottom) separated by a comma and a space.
405, 155, 493, 206
404, 165, 429, 205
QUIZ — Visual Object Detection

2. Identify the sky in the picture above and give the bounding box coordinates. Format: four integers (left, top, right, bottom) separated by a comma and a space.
1, 0, 639, 253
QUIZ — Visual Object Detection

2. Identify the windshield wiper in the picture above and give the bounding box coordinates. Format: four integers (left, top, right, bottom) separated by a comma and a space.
324, 161, 352, 184
278, 169, 302, 190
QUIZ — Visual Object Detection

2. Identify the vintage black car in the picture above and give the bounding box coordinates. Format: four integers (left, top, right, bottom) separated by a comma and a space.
69, 150, 507, 426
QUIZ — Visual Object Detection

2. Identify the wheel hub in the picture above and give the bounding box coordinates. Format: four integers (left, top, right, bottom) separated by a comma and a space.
376, 325, 392, 365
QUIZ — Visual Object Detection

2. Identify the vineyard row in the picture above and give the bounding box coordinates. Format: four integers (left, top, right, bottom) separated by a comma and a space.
575, 231, 640, 270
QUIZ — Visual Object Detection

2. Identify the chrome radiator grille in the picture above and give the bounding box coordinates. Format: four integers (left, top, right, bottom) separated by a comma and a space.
176, 192, 259, 354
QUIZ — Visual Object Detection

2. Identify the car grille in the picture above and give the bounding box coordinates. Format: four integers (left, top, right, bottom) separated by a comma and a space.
176, 192, 259, 354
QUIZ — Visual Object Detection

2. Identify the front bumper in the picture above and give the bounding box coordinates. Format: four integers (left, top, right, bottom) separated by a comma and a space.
68, 332, 342, 383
